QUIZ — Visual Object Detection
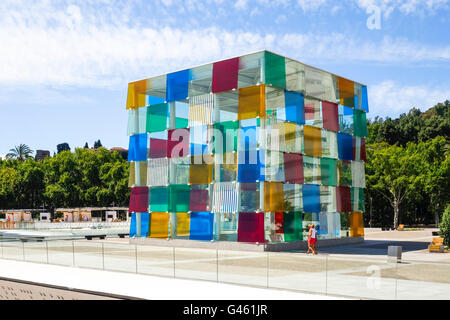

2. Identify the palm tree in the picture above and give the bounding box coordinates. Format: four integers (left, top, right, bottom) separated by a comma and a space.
6, 144, 34, 161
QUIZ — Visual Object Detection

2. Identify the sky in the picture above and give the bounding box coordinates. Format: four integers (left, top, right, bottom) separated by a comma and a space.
0, 0, 449, 157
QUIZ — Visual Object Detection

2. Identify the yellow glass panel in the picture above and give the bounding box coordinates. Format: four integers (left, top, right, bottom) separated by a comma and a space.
126, 82, 136, 110
350, 211, 364, 237
238, 84, 265, 120
283, 122, 301, 153
128, 161, 148, 187
189, 155, 214, 185
150, 212, 169, 238
128, 162, 136, 187
176, 212, 190, 236
264, 181, 285, 212
126, 79, 150, 109
303, 125, 322, 157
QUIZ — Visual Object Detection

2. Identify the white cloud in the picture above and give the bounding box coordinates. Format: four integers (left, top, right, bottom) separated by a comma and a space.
356, 0, 449, 17
368, 80, 450, 118
0, 0, 449, 90
297, 0, 328, 11
234, 0, 248, 9
1, 7, 449, 90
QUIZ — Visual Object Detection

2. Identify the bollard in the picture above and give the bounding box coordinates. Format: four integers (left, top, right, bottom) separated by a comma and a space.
387, 245, 402, 263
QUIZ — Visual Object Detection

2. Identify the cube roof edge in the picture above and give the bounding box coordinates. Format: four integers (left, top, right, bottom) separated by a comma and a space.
126, 49, 367, 90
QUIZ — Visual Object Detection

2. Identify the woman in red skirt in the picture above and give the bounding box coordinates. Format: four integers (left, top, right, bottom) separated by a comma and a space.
306, 224, 317, 255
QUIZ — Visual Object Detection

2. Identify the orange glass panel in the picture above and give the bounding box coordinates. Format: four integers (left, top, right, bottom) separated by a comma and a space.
338, 77, 355, 108
303, 125, 322, 157
238, 84, 265, 120
264, 181, 285, 212
176, 212, 190, 237
126, 79, 150, 109
149, 212, 169, 238
350, 211, 364, 237
189, 155, 213, 185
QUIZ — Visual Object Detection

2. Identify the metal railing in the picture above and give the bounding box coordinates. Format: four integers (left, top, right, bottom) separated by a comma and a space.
0, 239, 449, 300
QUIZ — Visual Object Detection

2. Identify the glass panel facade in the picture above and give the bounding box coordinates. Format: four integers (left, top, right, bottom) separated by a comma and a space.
126, 50, 368, 243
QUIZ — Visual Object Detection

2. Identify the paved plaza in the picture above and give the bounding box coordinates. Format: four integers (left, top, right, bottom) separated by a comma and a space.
1, 228, 449, 300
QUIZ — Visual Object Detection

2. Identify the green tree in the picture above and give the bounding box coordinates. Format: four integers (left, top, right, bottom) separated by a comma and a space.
439, 204, 450, 247
6, 144, 33, 161
94, 140, 103, 148
366, 142, 423, 228
57, 143, 71, 153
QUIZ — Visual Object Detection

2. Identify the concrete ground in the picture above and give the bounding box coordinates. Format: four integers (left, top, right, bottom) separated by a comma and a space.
313, 228, 450, 263
1, 228, 449, 300
0, 259, 345, 300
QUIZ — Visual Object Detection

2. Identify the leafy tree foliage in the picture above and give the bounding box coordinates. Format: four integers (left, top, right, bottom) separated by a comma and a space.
0, 148, 129, 209
365, 101, 450, 227
439, 204, 450, 246
57, 143, 71, 154
367, 100, 449, 145
6, 144, 33, 161
94, 140, 103, 148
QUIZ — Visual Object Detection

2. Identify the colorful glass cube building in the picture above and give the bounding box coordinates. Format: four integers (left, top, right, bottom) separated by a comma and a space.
126, 50, 368, 244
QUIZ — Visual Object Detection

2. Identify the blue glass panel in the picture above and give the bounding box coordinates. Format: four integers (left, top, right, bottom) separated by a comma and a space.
238, 150, 264, 182
148, 95, 166, 105
361, 86, 369, 113
190, 143, 208, 155
285, 91, 305, 124
239, 125, 258, 151
129, 212, 150, 237
190, 125, 208, 155
141, 212, 150, 237
129, 212, 136, 237
189, 211, 214, 241
339, 105, 354, 135
303, 184, 320, 213
128, 133, 148, 161
337, 132, 353, 161
166, 69, 190, 102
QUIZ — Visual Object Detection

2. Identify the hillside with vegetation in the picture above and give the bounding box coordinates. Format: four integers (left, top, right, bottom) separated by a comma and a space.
365, 101, 450, 227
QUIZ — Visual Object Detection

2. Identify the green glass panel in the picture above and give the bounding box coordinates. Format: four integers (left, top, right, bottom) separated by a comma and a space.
213, 121, 239, 154
175, 117, 189, 129
265, 51, 286, 89
146, 103, 168, 133
352, 187, 365, 212
284, 211, 303, 242
359, 187, 365, 211
353, 109, 368, 137
169, 185, 190, 212
150, 187, 169, 212
320, 157, 337, 186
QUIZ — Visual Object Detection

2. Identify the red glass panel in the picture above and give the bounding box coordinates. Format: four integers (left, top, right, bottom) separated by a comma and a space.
283, 152, 304, 184
275, 212, 284, 234
212, 58, 239, 93
189, 189, 209, 212
322, 101, 339, 132
237, 212, 265, 243
129, 186, 149, 213
168, 128, 190, 158
336, 186, 351, 213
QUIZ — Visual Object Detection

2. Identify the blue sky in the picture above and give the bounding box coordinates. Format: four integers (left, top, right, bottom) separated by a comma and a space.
0, 0, 449, 157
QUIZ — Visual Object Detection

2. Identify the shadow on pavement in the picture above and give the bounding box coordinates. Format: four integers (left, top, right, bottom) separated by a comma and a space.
316, 240, 429, 256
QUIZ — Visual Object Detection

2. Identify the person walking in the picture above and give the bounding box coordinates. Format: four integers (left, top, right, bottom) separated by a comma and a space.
306, 224, 318, 255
